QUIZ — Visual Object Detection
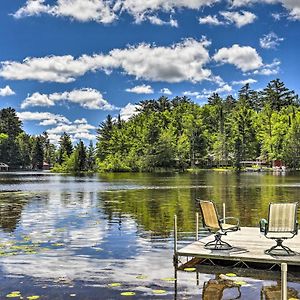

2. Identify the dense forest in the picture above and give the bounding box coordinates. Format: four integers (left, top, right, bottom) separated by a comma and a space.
1, 79, 300, 173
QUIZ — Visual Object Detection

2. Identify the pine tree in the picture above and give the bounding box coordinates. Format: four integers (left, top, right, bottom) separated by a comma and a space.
31, 136, 44, 170
58, 132, 73, 163
86, 141, 96, 170
96, 115, 114, 160
260, 79, 299, 111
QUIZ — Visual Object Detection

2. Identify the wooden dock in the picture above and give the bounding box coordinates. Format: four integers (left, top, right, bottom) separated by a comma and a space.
176, 227, 300, 268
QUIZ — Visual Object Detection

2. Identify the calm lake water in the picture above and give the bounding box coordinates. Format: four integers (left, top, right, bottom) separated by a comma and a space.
1, 171, 300, 299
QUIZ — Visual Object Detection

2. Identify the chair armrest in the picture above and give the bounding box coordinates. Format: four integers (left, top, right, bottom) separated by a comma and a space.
220, 217, 239, 227
259, 218, 268, 233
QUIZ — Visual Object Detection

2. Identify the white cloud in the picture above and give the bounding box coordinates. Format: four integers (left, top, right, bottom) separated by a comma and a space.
17, 111, 97, 143
21, 88, 116, 110
13, 0, 117, 24
13, 0, 221, 25
183, 83, 233, 99
253, 58, 281, 75
230, 0, 300, 21
199, 11, 256, 27
260, 32, 284, 49
17, 111, 70, 126
183, 91, 202, 97
160, 88, 172, 95
74, 118, 88, 124
0, 54, 117, 83
0, 85, 15, 97
119, 103, 140, 121
47, 122, 97, 143
147, 16, 178, 27
232, 78, 257, 85
214, 44, 263, 72
125, 84, 154, 94
199, 15, 224, 25
1, 38, 212, 84
220, 10, 257, 27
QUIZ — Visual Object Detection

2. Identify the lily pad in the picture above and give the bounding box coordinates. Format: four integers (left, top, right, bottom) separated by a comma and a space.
6, 291, 21, 298
27, 296, 40, 300
152, 290, 167, 294
161, 277, 177, 282
225, 273, 237, 277
120, 292, 136, 296
183, 268, 196, 272
136, 275, 148, 279
108, 283, 122, 287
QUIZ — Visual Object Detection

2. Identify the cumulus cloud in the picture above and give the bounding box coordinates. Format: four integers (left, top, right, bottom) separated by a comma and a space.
125, 84, 154, 94
220, 10, 257, 27
0, 54, 117, 83
199, 10, 256, 27
13, 0, 117, 24
13, 0, 221, 25
119, 103, 140, 121
21, 88, 116, 110
0, 85, 15, 97
253, 58, 281, 75
17, 111, 71, 126
17, 111, 97, 143
0, 38, 212, 84
199, 15, 225, 25
160, 88, 172, 95
230, 0, 300, 21
260, 32, 284, 49
147, 16, 178, 27
214, 44, 263, 72
183, 83, 233, 99
232, 78, 257, 85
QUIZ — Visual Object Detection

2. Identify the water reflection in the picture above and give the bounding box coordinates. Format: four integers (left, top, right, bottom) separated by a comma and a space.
0, 171, 300, 299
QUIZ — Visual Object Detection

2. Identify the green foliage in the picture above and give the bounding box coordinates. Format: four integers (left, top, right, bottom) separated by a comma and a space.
95, 80, 300, 171
1, 79, 300, 172
31, 136, 44, 170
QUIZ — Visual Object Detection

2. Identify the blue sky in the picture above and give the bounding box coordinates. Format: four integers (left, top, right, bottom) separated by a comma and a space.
0, 0, 299, 144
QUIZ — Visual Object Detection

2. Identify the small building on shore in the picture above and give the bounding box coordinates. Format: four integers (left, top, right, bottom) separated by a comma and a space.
0, 163, 9, 171
43, 162, 51, 171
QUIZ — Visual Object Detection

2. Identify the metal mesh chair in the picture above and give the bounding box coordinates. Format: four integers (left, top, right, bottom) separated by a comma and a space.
260, 202, 298, 256
199, 200, 240, 250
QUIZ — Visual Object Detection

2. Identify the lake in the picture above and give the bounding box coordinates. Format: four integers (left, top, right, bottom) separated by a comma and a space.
0, 171, 300, 299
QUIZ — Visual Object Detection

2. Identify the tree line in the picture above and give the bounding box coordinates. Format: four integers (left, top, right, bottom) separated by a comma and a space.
1, 79, 300, 173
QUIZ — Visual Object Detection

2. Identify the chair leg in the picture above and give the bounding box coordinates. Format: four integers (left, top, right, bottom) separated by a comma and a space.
265, 239, 296, 256
204, 233, 233, 250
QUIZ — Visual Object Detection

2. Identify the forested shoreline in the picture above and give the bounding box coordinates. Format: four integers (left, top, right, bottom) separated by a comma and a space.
1, 79, 300, 173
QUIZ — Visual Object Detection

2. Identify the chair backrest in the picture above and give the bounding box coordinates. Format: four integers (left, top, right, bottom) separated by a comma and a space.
268, 202, 298, 232
199, 200, 220, 230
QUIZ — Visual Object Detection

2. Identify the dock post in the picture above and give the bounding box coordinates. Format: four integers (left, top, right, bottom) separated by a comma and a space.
173, 215, 178, 268
196, 212, 199, 241
281, 263, 287, 300
223, 203, 226, 224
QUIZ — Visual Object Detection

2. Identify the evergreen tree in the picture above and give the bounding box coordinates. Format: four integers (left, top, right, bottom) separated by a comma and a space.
0, 107, 23, 138
260, 79, 299, 111
96, 115, 114, 160
58, 132, 73, 163
86, 141, 96, 170
0, 107, 23, 167
31, 136, 44, 170
16, 133, 31, 168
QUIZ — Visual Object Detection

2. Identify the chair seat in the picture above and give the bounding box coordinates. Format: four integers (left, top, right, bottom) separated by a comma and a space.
221, 223, 239, 231
266, 232, 295, 239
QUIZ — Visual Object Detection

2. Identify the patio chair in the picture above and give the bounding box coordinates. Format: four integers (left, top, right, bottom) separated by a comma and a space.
199, 200, 240, 250
260, 202, 298, 256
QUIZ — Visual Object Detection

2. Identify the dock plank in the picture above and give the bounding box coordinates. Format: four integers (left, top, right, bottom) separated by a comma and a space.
177, 227, 300, 266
